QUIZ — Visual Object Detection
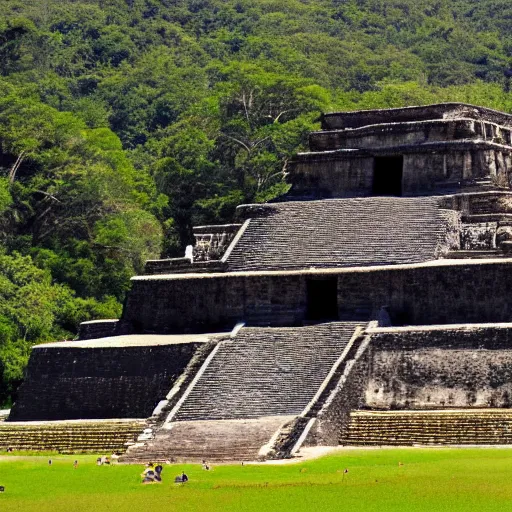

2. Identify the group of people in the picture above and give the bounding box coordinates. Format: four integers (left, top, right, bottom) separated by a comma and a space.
140, 462, 193, 484
141, 462, 165, 483
139, 457, 219, 485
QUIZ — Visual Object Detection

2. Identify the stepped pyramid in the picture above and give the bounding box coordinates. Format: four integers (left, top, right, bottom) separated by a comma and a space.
9, 103, 512, 458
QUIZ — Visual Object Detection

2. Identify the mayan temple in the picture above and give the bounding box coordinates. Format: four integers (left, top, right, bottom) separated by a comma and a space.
6, 102, 512, 459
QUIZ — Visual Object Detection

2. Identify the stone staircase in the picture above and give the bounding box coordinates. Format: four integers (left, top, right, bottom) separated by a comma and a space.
175, 323, 363, 421
342, 410, 512, 446
123, 417, 293, 463
227, 197, 456, 271
0, 420, 145, 453
125, 322, 363, 462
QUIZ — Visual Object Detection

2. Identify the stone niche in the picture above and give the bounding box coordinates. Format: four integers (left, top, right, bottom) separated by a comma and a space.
365, 326, 512, 410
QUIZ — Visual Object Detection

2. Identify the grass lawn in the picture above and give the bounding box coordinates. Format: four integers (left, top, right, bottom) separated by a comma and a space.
1, 448, 512, 511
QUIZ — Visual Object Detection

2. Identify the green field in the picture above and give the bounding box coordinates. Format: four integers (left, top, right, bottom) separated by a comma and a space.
1, 448, 512, 511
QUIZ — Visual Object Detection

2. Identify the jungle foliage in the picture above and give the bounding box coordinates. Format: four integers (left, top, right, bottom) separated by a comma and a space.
1, 0, 512, 403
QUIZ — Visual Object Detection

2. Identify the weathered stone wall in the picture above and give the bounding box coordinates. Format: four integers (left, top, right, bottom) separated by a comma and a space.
288, 154, 375, 198
365, 326, 512, 410
9, 342, 201, 421
124, 273, 306, 333
321, 103, 512, 131
78, 320, 119, 340
193, 224, 241, 262
401, 150, 500, 194
306, 336, 373, 446
289, 145, 512, 198
145, 257, 193, 275
335, 262, 512, 324
123, 260, 512, 333
310, 119, 512, 152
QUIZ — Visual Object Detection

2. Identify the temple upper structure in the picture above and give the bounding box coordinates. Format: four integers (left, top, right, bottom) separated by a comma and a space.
289, 102, 512, 198
140, 104, 512, 278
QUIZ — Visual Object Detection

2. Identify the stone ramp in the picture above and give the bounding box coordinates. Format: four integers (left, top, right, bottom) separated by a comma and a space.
343, 410, 512, 446
124, 417, 293, 463
174, 322, 363, 421
227, 197, 457, 271
0, 420, 145, 453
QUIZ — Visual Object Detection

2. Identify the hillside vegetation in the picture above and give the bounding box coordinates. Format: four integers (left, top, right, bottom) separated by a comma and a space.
1, 0, 512, 403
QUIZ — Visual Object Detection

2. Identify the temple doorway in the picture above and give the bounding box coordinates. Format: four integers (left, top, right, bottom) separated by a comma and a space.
372, 156, 403, 196
306, 277, 338, 321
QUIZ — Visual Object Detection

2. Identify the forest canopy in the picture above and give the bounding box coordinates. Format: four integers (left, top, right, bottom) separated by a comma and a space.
1, 0, 512, 403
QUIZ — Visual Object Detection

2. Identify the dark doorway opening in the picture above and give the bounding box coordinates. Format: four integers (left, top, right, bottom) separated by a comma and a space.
306, 278, 338, 322
372, 156, 403, 196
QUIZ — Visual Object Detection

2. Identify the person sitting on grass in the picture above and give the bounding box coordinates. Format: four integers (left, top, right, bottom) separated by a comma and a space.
174, 472, 189, 484
141, 463, 161, 484
142, 471, 156, 483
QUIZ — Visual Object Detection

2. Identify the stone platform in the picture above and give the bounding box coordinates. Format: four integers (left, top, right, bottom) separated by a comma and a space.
9, 334, 227, 421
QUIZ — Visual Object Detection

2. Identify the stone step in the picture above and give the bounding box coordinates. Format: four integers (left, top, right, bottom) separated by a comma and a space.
443, 250, 504, 259
122, 416, 293, 463
342, 410, 512, 446
227, 197, 452, 271
462, 213, 512, 223
0, 421, 145, 453
175, 323, 363, 422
